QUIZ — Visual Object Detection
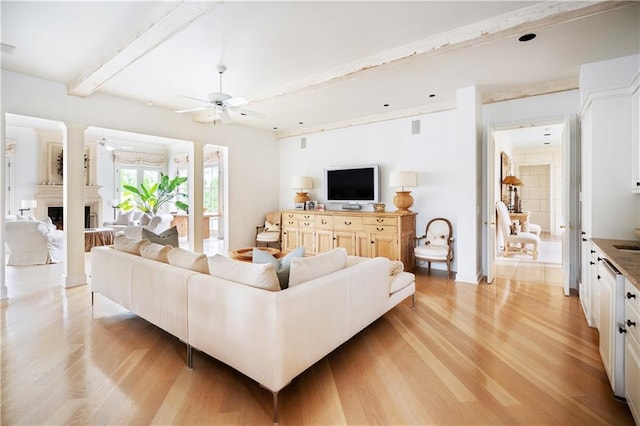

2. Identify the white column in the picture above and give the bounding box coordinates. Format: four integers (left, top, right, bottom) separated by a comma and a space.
0, 113, 7, 300
455, 86, 483, 285
62, 123, 88, 288
189, 142, 204, 253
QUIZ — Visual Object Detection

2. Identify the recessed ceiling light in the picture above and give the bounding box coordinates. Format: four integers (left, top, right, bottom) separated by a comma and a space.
273, 127, 278, 130
298, 121, 304, 125
544, 142, 550, 145
544, 133, 551, 136
383, 104, 389, 107
240, 113, 247, 116
428, 94, 435, 98
518, 33, 536, 42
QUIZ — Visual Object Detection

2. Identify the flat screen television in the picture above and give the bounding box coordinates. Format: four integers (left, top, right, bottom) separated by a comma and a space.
324, 165, 380, 204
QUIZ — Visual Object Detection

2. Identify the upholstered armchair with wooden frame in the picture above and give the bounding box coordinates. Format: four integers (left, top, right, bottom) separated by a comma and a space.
414, 217, 454, 276
256, 211, 281, 249
495, 201, 539, 260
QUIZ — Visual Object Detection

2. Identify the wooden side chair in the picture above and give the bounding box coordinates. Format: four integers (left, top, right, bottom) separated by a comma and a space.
415, 217, 454, 276
256, 211, 281, 249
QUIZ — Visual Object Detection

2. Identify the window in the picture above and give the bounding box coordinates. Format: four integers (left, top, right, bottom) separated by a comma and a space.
203, 165, 219, 214
117, 166, 161, 205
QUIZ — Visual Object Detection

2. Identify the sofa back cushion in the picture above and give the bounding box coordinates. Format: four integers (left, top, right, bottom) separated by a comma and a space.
167, 247, 209, 274
208, 254, 280, 291
114, 235, 149, 255
140, 242, 172, 263
288, 247, 347, 287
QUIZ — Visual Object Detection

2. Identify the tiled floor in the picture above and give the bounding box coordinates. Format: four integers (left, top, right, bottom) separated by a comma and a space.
494, 234, 564, 286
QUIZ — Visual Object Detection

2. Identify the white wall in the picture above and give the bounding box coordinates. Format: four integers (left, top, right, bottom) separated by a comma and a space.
279, 109, 459, 272
5, 126, 39, 216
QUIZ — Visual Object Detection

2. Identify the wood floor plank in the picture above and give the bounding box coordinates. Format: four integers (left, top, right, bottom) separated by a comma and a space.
1, 266, 636, 425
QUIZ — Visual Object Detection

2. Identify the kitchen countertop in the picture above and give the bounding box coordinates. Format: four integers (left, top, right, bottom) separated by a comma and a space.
591, 238, 640, 290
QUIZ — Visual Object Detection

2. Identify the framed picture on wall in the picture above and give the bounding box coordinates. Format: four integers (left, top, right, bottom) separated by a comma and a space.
500, 151, 512, 205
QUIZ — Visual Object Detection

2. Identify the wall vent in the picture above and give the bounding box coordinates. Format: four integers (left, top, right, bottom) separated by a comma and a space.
411, 120, 421, 135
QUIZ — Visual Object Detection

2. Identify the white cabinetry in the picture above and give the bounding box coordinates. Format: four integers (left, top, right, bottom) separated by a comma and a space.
581, 242, 601, 328
624, 278, 640, 424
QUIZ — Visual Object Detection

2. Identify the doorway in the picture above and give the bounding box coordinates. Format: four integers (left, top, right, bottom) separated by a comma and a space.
489, 120, 567, 289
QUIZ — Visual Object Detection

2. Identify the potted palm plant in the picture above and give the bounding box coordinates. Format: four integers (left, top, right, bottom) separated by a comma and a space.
119, 173, 188, 215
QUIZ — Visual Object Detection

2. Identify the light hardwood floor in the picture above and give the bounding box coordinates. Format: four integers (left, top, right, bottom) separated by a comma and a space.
1, 261, 635, 425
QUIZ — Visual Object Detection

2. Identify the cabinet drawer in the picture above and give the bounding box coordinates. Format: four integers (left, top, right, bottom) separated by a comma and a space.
283, 219, 298, 227
333, 216, 363, 231
299, 220, 315, 229
283, 212, 297, 220
626, 278, 640, 315
364, 216, 396, 226
294, 213, 315, 222
364, 224, 398, 234
316, 215, 334, 229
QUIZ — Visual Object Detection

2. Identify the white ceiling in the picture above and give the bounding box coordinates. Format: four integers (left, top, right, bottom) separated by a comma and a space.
1, 1, 639, 140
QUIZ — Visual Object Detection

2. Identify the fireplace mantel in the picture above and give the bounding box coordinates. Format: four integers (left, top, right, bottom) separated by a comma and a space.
35, 185, 103, 228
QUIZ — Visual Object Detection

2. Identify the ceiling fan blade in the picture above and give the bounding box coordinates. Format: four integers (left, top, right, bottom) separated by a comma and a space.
220, 109, 232, 124
180, 95, 212, 104
224, 96, 248, 107
175, 105, 213, 114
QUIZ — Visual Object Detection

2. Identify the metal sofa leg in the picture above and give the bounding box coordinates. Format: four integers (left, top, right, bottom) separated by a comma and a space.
272, 390, 279, 424
91, 291, 94, 306
187, 344, 193, 369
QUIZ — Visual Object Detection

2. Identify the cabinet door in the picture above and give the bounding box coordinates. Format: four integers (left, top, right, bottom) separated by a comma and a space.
281, 226, 299, 252
355, 232, 372, 257
625, 325, 640, 424
299, 226, 315, 255
334, 230, 356, 255
316, 229, 334, 254
371, 233, 398, 260
598, 271, 614, 383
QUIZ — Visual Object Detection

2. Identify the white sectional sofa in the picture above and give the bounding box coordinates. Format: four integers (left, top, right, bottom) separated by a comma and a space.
90, 242, 415, 422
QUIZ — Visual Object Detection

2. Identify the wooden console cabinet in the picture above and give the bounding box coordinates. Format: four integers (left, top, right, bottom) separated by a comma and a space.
281, 210, 416, 270
171, 214, 211, 239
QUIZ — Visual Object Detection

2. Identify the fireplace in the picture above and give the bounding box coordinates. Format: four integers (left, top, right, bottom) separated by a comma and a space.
48, 206, 91, 230
35, 185, 103, 228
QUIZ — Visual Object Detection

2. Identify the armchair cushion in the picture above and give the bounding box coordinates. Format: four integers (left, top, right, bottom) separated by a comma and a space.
115, 210, 134, 225
252, 246, 304, 289
141, 226, 179, 248
415, 244, 449, 261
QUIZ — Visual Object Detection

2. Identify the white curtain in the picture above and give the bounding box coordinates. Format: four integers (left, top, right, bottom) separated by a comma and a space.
114, 150, 165, 167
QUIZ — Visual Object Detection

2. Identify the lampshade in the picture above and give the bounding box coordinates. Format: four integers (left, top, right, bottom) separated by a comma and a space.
502, 175, 523, 186
291, 176, 313, 191
389, 171, 417, 189
21, 199, 37, 209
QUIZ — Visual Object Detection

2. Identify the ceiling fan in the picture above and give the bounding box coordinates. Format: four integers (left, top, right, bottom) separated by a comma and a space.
175, 65, 262, 122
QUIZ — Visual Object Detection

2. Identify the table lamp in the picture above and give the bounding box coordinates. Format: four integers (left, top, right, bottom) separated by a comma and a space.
389, 171, 417, 212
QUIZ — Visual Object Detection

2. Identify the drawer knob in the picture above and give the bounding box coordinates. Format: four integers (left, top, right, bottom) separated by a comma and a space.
589, 261, 595, 265
590, 250, 595, 254
345, 221, 351, 226
377, 227, 384, 231
628, 320, 637, 327
628, 292, 637, 299
619, 326, 627, 334
376, 218, 383, 223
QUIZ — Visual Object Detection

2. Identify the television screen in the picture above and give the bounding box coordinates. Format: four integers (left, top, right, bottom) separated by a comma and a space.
325, 165, 379, 203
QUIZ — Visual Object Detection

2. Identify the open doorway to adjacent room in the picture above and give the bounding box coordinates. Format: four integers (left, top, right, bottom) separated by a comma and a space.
490, 120, 567, 288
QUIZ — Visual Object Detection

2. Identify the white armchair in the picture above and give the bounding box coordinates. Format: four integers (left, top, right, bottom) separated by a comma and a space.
496, 201, 539, 260
414, 218, 454, 276
123, 214, 174, 240
5, 219, 64, 265
103, 209, 145, 232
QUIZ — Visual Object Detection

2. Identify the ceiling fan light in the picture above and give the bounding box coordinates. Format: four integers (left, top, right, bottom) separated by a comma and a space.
226, 97, 248, 107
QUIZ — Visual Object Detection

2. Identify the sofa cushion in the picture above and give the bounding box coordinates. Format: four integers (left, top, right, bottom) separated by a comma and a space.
209, 254, 280, 291
114, 235, 149, 255
115, 210, 134, 225
347, 255, 404, 275
167, 247, 209, 274
252, 246, 304, 289
289, 247, 347, 287
140, 242, 172, 263
141, 226, 179, 247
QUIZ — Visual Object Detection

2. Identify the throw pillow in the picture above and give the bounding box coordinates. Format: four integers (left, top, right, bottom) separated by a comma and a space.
288, 247, 347, 287
115, 210, 134, 225
140, 242, 172, 263
264, 220, 280, 232
114, 235, 149, 255
167, 247, 209, 274
208, 254, 280, 292
139, 213, 152, 226
252, 246, 304, 289
141, 226, 179, 247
